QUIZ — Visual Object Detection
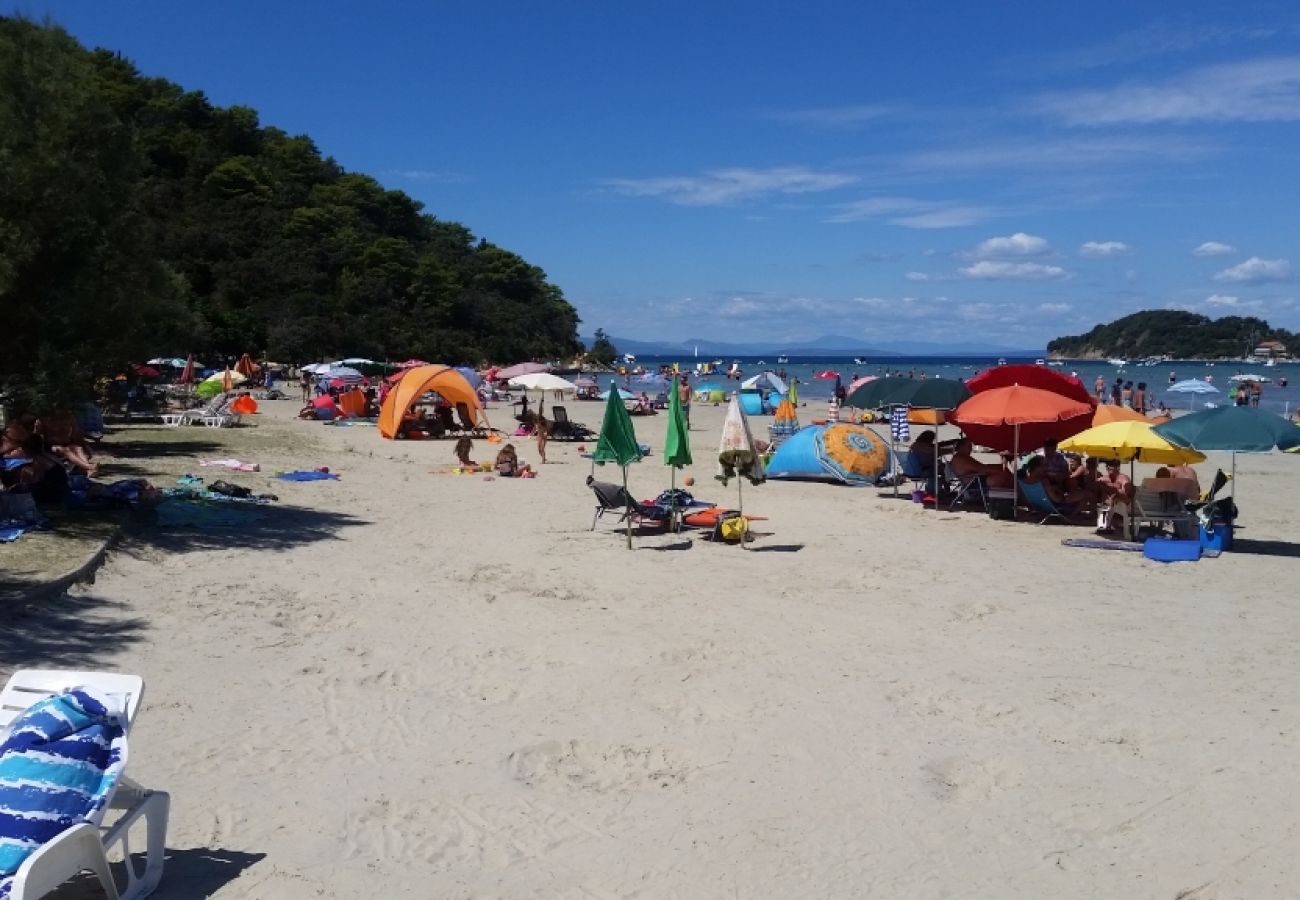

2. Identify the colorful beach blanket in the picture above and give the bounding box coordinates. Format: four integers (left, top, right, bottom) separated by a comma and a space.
0, 689, 127, 896
199, 459, 260, 472
274, 470, 339, 481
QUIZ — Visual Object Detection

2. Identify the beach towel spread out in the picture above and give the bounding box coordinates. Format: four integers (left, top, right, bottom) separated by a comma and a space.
275, 470, 339, 481
0, 689, 127, 897
199, 459, 260, 472
154, 499, 267, 528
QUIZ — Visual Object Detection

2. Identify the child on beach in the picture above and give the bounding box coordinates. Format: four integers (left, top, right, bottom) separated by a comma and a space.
493, 444, 533, 478
454, 436, 478, 468
534, 414, 549, 464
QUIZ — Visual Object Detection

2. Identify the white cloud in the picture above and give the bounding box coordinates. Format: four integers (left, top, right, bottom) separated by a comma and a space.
1038, 302, 1072, 313
972, 232, 1051, 258
1079, 240, 1130, 257
1204, 293, 1241, 306
603, 166, 857, 206
903, 136, 1216, 171
1033, 55, 1300, 125
1213, 256, 1293, 284
389, 169, 467, 183
1193, 241, 1236, 257
828, 198, 994, 229
904, 272, 931, 282
959, 261, 1068, 281
894, 207, 994, 229
768, 105, 890, 127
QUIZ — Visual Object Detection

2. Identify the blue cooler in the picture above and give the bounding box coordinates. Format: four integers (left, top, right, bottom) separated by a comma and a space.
1200, 521, 1233, 552
1143, 537, 1202, 563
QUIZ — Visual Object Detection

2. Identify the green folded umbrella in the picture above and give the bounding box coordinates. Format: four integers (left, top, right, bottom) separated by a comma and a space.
663, 378, 692, 524
594, 381, 641, 548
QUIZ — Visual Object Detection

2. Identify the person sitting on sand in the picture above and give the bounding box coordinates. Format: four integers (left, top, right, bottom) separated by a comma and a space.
453, 436, 478, 468
493, 444, 533, 478
11, 435, 69, 504
35, 412, 97, 477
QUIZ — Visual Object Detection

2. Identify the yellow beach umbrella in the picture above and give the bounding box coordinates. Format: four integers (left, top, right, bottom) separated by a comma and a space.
1060, 420, 1206, 466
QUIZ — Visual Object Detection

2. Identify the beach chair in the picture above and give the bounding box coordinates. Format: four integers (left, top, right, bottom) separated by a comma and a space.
1130, 487, 1198, 539
1017, 479, 1078, 525
945, 463, 988, 512
587, 477, 672, 531
900, 452, 936, 495
551, 406, 592, 441
0, 670, 169, 900
653, 392, 668, 410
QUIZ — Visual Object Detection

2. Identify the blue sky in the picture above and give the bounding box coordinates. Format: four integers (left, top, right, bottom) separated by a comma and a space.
10, 1, 1300, 348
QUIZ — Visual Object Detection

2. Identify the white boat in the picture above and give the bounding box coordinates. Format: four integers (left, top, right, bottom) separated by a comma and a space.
853, 357, 866, 365
997, 358, 1007, 366
777, 355, 788, 364
1047, 360, 1065, 367
1264, 358, 1277, 367
622, 353, 636, 364
1035, 358, 1045, 366
1107, 358, 1128, 367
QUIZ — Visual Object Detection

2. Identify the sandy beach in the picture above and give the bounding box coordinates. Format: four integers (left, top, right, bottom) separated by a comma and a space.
6, 397, 1300, 898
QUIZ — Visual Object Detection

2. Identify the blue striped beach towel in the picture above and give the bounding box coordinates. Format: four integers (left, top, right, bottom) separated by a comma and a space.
0, 690, 126, 898
890, 406, 910, 443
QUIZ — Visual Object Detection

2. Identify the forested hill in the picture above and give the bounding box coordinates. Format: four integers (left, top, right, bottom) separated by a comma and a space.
1047, 311, 1297, 360
0, 17, 581, 407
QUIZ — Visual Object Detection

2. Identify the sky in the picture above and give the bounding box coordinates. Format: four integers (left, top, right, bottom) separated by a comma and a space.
9, 1, 1300, 349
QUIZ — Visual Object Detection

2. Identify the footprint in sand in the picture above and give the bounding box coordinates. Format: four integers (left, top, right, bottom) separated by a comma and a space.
506, 740, 688, 793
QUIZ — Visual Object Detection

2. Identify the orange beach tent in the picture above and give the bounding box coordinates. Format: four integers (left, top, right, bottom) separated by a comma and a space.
378, 365, 483, 438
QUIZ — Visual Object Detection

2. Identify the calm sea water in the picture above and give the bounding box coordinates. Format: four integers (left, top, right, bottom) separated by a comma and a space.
628, 355, 1300, 417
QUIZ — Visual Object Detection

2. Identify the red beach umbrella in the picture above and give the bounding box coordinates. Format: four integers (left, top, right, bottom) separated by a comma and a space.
965, 364, 1095, 408
950, 385, 1093, 454
178, 355, 195, 385
132, 364, 160, 378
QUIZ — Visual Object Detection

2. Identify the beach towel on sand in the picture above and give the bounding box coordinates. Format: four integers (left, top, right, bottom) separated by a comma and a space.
199, 459, 260, 472
0, 689, 127, 898
275, 470, 339, 482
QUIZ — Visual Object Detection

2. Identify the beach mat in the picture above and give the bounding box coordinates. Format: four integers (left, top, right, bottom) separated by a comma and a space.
1061, 537, 1221, 558
275, 470, 339, 481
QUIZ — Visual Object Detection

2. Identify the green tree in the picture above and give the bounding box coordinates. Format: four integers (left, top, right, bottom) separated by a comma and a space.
587, 329, 617, 367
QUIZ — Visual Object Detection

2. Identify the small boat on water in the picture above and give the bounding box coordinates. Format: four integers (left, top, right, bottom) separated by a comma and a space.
777, 355, 788, 364
1107, 358, 1128, 367
623, 353, 636, 364
1047, 360, 1065, 367
1035, 358, 1046, 366
997, 358, 1007, 366
853, 357, 866, 365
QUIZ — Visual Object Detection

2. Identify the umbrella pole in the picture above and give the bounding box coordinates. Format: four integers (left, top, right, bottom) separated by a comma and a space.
1012, 423, 1020, 516
738, 476, 746, 550
623, 465, 633, 550
933, 433, 939, 511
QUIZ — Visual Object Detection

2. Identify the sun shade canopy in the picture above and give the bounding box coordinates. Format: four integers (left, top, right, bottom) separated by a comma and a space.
378, 365, 482, 438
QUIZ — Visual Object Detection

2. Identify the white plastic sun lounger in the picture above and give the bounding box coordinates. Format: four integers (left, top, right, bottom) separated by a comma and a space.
0, 670, 169, 900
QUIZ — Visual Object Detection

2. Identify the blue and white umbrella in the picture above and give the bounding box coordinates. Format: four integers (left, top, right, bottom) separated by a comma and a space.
1167, 378, 1220, 409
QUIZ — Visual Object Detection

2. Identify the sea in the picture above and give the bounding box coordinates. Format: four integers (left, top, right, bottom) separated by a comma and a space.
624, 355, 1300, 417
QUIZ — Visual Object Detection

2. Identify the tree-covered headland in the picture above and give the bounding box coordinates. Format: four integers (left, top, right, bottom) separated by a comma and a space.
0, 16, 583, 409
1048, 310, 1296, 360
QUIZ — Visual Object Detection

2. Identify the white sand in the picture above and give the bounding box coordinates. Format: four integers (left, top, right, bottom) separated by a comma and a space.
7, 398, 1300, 898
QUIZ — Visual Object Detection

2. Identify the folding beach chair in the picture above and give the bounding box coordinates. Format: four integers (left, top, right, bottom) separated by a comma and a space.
455, 403, 486, 436
1018, 479, 1078, 525
551, 406, 592, 441
0, 670, 169, 900
1130, 487, 1198, 540
586, 477, 672, 531
944, 463, 988, 512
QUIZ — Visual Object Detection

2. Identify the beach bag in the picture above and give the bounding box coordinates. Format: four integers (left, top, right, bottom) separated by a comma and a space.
715, 512, 748, 543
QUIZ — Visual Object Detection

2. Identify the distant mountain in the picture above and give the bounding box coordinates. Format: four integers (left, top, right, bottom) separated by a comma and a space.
581, 334, 1040, 358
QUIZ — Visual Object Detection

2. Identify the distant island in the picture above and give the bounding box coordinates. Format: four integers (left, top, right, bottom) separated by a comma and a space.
1047, 311, 1295, 361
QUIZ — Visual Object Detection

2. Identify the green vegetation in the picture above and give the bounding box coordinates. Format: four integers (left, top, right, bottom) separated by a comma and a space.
586, 328, 618, 367
0, 17, 580, 411
1047, 310, 1297, 360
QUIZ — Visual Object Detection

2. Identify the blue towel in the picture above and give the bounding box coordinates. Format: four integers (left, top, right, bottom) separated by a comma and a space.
0, 527, 23, 543
275, 471, 339, 481
1, 460, 28, 472
0, 690, 127, 896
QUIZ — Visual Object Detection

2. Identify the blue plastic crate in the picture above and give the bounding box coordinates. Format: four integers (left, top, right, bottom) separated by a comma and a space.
1143, 538, 1202, 563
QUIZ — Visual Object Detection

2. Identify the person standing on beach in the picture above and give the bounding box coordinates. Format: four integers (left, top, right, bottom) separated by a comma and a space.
535, 413, 549, 464
677, 374, 692, 428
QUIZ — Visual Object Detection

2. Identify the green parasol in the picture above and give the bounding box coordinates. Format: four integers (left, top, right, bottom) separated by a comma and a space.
1153, 407, 1300, 509
594, 380, 641, 548
663, 377, 693, 526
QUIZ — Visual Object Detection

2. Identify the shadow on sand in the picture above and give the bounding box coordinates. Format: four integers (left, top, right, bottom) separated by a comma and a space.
148, 847, 267, 899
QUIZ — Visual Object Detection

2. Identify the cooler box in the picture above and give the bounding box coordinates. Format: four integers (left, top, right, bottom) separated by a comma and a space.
1200, 521, 1234, 552
1143, 538, 1202, 563
739, 391, 764, 416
